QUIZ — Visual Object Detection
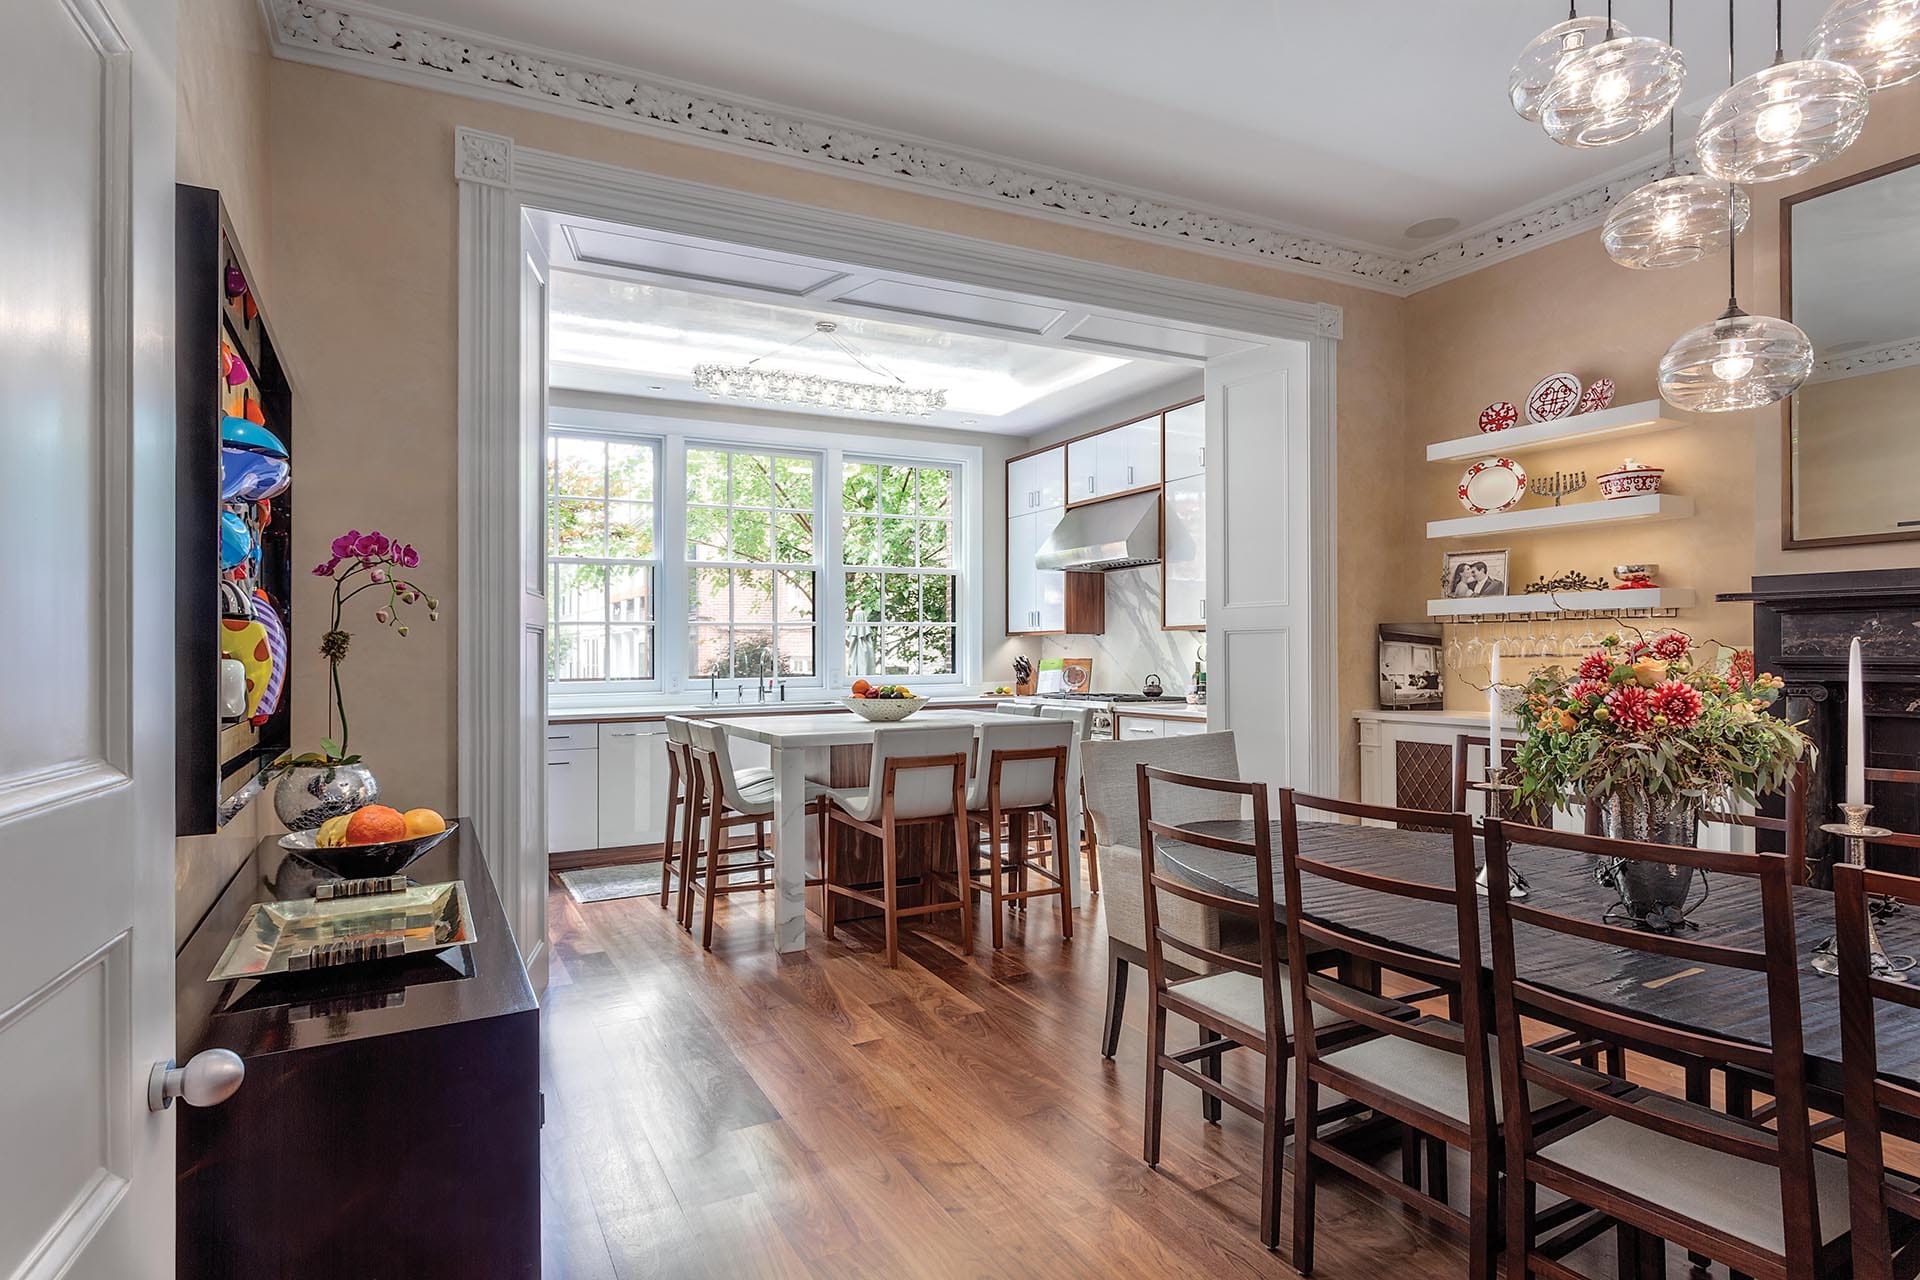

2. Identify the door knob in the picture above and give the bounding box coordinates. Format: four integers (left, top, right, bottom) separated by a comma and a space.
148, 1048, 245, 1112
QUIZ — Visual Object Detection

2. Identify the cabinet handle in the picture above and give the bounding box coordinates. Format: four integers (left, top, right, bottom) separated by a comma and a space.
1127, 465, 1134, 484
1087, 477, 1095, 493
547, 734, 569, 740
1199, 446, 1205, 468
548, 760, 571, 767
609, 730, 637, 737
1201, 599, 1206, 620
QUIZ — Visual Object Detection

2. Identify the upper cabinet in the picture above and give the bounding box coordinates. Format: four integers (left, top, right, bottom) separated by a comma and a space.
1163, 399, 1204, 482
1007, 446, 1066, 514
1068, 417, 1161, 504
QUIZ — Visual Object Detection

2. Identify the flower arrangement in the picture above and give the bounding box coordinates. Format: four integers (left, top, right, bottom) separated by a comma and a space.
1513, 630, 1807, 816
291, 528, 439, 764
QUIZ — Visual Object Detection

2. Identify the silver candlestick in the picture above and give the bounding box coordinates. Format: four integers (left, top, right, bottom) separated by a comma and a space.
1810, 802, 1913, 979
1472, 781, 1529, 899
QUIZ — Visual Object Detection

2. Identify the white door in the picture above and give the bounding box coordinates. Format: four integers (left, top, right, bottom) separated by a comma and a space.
516, 221, 551, 988
1205, 342, 1321, 793
1, 0, 180, 1272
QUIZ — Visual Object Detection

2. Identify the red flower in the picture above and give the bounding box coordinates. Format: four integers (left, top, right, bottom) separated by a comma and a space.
1577, 651, 1615, 681
1604, 684, 1654, 732
1569, 679, 1608, 703
1650, 631, 1690, 662
1649, 679, 1704, 729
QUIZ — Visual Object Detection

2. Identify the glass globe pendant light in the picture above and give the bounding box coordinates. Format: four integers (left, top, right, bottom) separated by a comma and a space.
1509, 7, 1626, 121
1539, 0, 1685, 148
1806, 0, 1920, 91
1604, 2, 1751, 269
1698, 0, 1869, 182
1659, 189, 1812, 412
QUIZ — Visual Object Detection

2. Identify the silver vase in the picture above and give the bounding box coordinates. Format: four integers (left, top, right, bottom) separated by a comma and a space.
274, 762, 378, 831
1597, 787, 1700, 928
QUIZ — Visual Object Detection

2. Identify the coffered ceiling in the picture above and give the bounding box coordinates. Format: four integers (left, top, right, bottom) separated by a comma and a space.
270, 0, 1840, 292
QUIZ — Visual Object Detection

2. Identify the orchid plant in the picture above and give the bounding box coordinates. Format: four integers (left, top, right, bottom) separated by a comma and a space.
285, 529, 439, 767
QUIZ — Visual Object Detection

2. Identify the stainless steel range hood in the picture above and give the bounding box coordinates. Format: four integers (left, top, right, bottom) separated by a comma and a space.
1036, 491, 1161, 571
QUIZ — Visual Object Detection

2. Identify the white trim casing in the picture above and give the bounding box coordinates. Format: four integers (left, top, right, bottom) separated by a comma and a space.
455, 131, 1344, 978
269, 0, 1672, 297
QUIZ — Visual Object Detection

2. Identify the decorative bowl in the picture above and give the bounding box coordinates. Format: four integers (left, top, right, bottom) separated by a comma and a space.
278, 822, 457, 878
1596, 458, 1664, 500
842, 696, 929, 722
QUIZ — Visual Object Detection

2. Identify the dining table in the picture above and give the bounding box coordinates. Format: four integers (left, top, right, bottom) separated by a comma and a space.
1155, 819, 1920, 1095
718, 709, 1083, 953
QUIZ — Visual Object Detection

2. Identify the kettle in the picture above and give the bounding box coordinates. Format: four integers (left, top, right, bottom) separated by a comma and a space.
1142, 674, 1164, 699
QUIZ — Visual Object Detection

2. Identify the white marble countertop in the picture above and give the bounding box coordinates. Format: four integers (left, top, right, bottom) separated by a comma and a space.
1110, 702, 1208, 720
549, 695, 1010, 724
718, 708, 1023, 748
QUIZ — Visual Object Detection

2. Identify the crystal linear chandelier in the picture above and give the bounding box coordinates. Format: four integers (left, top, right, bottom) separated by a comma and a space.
692, 321, 949, 417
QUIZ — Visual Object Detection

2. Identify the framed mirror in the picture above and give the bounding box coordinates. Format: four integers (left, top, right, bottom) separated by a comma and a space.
1781, 153, 1920, 549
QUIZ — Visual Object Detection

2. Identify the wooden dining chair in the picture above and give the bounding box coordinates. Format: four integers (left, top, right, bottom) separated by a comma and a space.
1138, 767, 1397, 1251
1484, 818, 1856, 1280
963, 716, 1074, 948
820, 724, 975, 968
1864, 767, 1920, 856
1834, 861, 1920, 1280
684, 719, 780, 947
1698, 756, 1811, 884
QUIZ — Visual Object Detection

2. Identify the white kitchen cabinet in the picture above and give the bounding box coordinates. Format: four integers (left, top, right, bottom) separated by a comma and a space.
1160, 717, 1206, 737
1098, 416, 1161, 495
1162, 472, 1206, 629
546, 746, 600, 854
1007, 446, 1065, 514
597, 723, 669, 847
1164, 400, 1204, 482
1066, 434, 1100, 502
1116, 717, 1163, 741
1007, 506, 1068, 634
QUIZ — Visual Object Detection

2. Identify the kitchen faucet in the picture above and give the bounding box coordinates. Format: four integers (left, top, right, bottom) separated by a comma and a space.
709, 672, 717, 701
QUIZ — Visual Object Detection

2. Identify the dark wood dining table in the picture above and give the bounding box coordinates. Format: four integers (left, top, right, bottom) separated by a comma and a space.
1155, 819, 1920, 1096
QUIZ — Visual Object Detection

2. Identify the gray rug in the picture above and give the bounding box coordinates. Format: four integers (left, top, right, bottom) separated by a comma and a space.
557, 855, 771, 905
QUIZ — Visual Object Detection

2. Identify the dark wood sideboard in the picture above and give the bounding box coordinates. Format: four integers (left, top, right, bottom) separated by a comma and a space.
175, 822, 539, 1278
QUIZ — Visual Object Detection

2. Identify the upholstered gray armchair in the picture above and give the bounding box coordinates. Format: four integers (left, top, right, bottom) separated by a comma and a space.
1081, 731, 1261, 1059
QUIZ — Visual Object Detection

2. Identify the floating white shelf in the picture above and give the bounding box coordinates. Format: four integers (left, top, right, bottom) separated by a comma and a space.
1426, 399, 1683, 463
1426, 588, 1697, 619
1427, 493, 1693, 539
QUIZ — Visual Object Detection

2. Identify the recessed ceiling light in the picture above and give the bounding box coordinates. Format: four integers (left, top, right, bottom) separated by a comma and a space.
1404, 217, 1462, 240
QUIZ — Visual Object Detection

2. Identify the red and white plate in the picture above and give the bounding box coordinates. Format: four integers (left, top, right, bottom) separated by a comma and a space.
1526, 372, 1582, 423
1458, 457, 1528, 514
1577, 377, 1616, 414
1478, 400, 1519, 433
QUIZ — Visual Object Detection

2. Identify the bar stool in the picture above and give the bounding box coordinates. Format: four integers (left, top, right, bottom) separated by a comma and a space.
1036, 702, 1098, 892
964, 717, 1074, 948
820, 724, 975, 967
683, 719, 780, 948
661, 716, 770, 924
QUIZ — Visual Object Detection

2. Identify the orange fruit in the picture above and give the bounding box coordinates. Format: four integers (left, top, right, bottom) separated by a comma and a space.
344, 804, 408, 845
851, 678, 873, 695
403, 807, 446, 837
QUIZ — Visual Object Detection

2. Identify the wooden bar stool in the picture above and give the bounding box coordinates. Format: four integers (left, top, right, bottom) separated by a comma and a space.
663, 716, 771, 926
820, 724, 975, 968
964, 716, 1074, 948
683, 719, 779, 948
1035, 702, 1098, 892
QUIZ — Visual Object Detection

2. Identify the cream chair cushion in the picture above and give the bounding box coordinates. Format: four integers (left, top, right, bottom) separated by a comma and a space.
1170, 969, 1412, 1037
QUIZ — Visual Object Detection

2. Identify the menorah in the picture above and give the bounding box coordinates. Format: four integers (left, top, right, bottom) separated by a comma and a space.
1528, 470, 1587, 507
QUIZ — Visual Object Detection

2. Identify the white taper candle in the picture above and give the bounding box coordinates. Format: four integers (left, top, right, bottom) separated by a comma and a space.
1847, 636, 1866, 807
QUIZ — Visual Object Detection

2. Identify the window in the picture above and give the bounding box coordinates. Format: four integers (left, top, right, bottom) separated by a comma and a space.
842, 460, 957, 678
547, 434, 659, 683
685, 446, 819, 679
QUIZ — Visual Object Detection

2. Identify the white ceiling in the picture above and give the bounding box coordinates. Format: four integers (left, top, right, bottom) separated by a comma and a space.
535, 213, 1219, 433
372, 0, 1832, 252
1790, 161, 1920, 352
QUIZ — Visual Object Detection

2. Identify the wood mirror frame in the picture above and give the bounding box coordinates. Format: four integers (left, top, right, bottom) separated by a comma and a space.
1779, 150, 1920, 551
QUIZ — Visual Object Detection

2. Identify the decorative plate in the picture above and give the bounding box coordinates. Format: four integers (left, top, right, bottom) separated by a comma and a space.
1458, 457, 1528, 514
1525, 372, 1583, 423
1478, 401, 1519, 433
1577, 377, 1616, 414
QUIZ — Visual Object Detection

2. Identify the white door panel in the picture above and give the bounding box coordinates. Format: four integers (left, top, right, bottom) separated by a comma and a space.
518, 229, 550, 989
1, 0, 177, 1270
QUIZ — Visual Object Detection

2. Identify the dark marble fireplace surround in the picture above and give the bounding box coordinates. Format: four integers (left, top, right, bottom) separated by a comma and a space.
1722, 568, 1920, 881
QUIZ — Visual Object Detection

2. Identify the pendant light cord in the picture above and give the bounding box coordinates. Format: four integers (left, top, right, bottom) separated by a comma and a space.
1726, 0, 1741, 315
1775, 0, 1786, 63
1665, 0, 1676, 162
1605, 0, 1615, 40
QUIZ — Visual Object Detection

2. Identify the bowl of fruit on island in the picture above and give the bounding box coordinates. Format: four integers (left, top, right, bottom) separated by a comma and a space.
844, 681, 928, 721
279, 804, 456, 877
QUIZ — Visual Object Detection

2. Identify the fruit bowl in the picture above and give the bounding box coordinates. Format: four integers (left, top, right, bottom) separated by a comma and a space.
278, 822, 458, 878
842, 695, 929, 722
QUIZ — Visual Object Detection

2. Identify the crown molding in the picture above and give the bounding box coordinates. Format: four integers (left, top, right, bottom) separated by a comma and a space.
1810, 334, 1920, 382
266, 0, 1677, 298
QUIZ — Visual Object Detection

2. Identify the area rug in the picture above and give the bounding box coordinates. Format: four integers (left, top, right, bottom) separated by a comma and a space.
557, 855, 771, 905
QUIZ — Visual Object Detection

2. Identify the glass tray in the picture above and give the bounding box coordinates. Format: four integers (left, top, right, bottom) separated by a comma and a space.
208, 879, 476, 980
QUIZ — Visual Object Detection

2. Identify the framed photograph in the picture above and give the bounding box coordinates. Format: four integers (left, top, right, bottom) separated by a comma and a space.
1440, 548, 1511, 600
1378, 623, 1443, 710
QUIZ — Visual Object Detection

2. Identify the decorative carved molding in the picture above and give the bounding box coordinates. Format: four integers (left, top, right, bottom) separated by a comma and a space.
268, 0, 1676, 297
1810, 334, 1920, 382
454, 127, 513, 187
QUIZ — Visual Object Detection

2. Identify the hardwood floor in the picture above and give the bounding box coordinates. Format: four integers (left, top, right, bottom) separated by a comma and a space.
535, 876, 1722, 1279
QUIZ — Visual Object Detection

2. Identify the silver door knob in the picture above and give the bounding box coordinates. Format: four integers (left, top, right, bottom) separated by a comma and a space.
148, 1049, 245, 1112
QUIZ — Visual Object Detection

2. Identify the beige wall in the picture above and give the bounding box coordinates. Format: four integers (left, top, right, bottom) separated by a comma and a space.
1794, 363, 1920, 541
1406, 83, 1920, 711
261, 59, 1412, 807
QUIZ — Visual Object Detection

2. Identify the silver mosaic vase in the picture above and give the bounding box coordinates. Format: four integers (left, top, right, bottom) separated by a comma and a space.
1597, 787, 1700, 929
274, 762, 378, 831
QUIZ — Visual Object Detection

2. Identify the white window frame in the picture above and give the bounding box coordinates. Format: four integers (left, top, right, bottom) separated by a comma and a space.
840, 454, 961, 683
546, 404, 983, 710
545, 428, 664, 695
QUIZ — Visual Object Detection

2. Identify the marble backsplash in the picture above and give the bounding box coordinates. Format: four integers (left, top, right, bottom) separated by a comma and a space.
1034, 566, 1202, 695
